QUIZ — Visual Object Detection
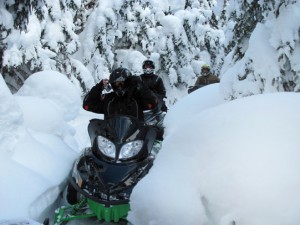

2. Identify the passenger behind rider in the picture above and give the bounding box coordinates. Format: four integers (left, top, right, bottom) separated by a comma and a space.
83, 67, 158, 121
194, 64, 220, 87
140, 60, 168, 112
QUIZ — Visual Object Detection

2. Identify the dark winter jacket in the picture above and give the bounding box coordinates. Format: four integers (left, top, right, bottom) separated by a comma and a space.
194, 73, 220, 86
83, 76, 158, 121
140, 74, 166, 98
140, 73, 167, 111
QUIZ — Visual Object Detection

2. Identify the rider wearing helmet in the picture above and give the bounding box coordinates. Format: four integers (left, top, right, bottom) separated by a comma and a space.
194, 64, 220, 86
140, 60, 168, 112
83, 67, 158, 121
109, 67, 131, 97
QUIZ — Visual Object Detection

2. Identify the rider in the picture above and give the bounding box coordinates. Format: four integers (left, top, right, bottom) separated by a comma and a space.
140, 60, 168, 112
83, 67, 158, 121
194, 64, 220, 86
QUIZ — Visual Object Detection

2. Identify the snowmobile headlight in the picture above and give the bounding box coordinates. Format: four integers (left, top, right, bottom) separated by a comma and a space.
119, 140, 144, 159
97, 136, 116, 158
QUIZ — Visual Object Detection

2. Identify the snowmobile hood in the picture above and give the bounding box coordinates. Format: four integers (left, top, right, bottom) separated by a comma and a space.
88, 115, 143, 145
106, 115, 140, 144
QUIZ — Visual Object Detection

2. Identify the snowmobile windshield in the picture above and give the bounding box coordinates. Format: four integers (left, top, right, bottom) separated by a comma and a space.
106, 115, 141, 143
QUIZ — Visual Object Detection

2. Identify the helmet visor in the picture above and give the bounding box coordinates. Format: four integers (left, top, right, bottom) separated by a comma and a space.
113, 81, 124, 88
111, 81, 126, 96
143, 65, 154, 74
143, 64, 152, 69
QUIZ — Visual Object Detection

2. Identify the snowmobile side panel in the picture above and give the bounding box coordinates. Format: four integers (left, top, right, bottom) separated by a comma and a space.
54, 199, 96, 225
87, 198, 130, 222
188, 85, 205, 94
53, 198, 129, 224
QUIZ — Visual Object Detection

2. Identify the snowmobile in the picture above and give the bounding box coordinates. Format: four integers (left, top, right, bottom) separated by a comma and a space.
45, 114, 158, 225
187, 85, 205, 94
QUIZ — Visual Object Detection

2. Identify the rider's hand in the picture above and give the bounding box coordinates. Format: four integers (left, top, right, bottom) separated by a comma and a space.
102, 79, 112, 92
91, 79, 105, 94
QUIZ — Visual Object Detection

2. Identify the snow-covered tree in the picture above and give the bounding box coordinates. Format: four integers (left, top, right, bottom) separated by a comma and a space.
0, 0, 95, 93
1, 0, 225, 100
220, 0, 300, 100
4, 0, 298, 104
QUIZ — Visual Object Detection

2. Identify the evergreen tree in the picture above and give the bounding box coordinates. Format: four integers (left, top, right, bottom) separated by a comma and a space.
0, 0, 91, 93
1, 0, 226, 98
220, 0, 300, 100
1, 0, 45, 92
3, 0, 299, 102
268, 0, 300, 92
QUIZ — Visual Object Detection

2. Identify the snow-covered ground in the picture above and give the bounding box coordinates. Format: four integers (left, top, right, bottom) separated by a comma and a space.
1, 71, 300, 225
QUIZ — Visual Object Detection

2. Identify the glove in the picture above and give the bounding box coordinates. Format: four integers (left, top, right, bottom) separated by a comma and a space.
102, 79, 112, 92
96, 80, 104, 90
90, 80, 104, 95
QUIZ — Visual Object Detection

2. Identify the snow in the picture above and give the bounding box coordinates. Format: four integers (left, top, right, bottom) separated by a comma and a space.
129, 90, 300, 225
16, 71, 81, 121
147, 0, 185, 12
1, 70, 300, 225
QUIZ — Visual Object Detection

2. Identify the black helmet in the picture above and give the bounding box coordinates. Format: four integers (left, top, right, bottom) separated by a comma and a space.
142, 60, 155, 74
109, 68, 132, 96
